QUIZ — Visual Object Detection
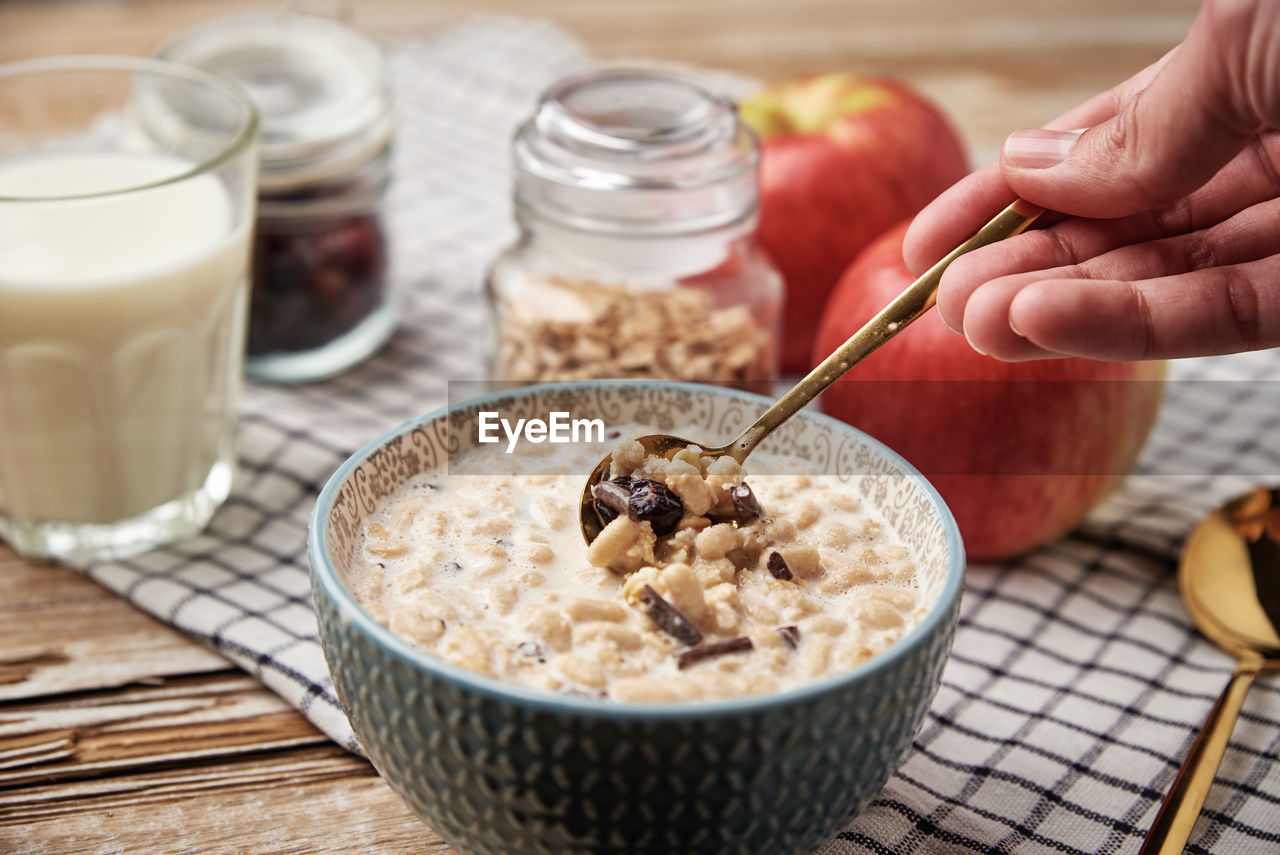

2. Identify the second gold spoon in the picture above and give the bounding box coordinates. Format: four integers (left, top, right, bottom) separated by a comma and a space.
1139, 486, 1280, 853
580, 197, 1045, 544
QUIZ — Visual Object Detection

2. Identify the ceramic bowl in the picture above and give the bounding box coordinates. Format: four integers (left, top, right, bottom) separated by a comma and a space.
309, 380, 964, 855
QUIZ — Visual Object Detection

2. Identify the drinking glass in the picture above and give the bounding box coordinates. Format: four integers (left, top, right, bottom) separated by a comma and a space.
0, 56, 258, 562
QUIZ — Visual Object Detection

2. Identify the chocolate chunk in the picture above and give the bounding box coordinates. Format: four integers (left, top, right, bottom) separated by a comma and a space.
592, 477, 633, 526
776, 625, 800, 650
627, 479, 684, 536
729, 482, 762, 524
676, 636, 753, 670
766, 550, 792, 581
637, 585, 703, 646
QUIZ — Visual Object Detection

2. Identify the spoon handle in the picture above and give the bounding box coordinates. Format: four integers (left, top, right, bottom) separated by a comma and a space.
726, 198, 1045, 462
1138, 659, 1262, 854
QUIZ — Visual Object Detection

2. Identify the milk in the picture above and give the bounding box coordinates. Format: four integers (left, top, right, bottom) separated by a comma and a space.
0, 152, 250, 525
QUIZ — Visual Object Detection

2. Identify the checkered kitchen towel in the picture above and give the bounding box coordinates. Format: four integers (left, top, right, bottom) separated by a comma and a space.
78, 16, 1280, 855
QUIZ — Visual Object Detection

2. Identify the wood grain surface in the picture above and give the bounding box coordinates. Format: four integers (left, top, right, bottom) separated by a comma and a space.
0, 1, 1199, 853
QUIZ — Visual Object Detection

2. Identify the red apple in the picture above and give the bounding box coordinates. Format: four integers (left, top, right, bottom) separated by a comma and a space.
813, 221, 1167, 560
739, 73, 969, 374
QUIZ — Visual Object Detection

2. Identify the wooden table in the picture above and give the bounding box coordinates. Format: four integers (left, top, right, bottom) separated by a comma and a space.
0, 1, 1199, 852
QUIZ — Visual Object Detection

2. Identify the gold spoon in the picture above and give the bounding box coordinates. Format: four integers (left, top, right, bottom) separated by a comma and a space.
579, 198, 1045, 543
1139, 486, 1280, 853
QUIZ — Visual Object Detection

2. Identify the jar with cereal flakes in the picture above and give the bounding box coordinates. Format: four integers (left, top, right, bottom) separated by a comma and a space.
486, 67, 782, 387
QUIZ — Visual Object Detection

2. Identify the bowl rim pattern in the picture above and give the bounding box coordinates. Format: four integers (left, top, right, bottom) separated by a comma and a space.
308, 379, 965, 722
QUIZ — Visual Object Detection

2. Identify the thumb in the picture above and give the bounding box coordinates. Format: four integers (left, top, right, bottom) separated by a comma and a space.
1000, 0, 1265, 219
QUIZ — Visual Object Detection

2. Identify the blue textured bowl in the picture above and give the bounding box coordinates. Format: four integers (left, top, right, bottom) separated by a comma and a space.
309, 380, 964, 855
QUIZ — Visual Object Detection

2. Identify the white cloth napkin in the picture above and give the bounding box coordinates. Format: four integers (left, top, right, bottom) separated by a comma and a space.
76, 16, 1280, 854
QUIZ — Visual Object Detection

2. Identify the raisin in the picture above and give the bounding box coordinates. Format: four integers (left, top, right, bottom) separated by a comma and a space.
248, 212, 388, 355
627, 479, 683, 536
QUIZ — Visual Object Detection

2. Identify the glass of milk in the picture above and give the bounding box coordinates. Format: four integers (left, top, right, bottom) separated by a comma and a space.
0, 56, 259, 562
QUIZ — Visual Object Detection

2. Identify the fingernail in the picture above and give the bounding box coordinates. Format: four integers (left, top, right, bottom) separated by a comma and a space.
966, 336, 988, 357
1008, 315, 1026, 338
1003, 128, 1083, 169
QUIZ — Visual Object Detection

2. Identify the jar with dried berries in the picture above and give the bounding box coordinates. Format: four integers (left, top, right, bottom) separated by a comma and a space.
158, 12, 397, 382
486, 67, 782, 389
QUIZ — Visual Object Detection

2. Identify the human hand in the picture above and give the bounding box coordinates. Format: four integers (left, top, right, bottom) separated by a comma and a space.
903, 0, 1280, 362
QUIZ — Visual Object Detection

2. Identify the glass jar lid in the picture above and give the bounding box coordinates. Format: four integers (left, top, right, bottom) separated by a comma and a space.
155, 12, 392, 189
513, 67, 760, 235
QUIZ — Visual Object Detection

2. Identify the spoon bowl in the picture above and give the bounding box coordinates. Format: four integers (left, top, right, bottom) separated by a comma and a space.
1181, 487, 1280, 658
580, 198, 1044, 543
1139, 486, 1280, 853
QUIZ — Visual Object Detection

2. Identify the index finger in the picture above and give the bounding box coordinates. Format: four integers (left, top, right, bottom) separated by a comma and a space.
902, 162, 1013, 275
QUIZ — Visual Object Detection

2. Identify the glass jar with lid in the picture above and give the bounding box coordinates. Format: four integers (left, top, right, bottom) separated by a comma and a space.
487, 67, 782, 388
157, 12, 396, 383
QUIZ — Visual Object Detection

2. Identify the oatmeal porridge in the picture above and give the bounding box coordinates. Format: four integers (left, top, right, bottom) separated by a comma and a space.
347, 426, 929, 702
